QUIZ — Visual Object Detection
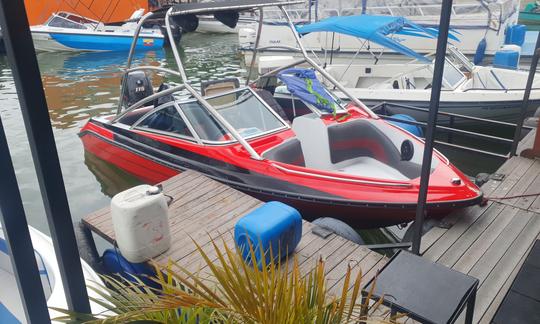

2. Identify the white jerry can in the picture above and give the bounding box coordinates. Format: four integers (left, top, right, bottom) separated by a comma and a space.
111, 185, 171, 263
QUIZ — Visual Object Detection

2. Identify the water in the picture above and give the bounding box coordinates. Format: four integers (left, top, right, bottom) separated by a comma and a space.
0, 32, 505, 243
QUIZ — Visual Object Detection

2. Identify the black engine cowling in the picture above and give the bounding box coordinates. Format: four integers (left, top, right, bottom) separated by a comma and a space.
122, 71, 153, 107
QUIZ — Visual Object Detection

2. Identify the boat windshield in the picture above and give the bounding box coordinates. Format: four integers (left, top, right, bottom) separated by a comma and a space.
442, 60, 466, 89
179, 88, 288, 143
45, 12, 96, 29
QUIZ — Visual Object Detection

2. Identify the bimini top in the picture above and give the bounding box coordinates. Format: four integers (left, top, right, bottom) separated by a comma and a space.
169, 0, 304, 16
296, 15, 459, 62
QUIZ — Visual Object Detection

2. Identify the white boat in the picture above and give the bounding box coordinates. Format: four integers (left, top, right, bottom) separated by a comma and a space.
271, 15, 540, 123
0, 224, 105, 322
238, 0, 522, 64
30, 9, 164, 52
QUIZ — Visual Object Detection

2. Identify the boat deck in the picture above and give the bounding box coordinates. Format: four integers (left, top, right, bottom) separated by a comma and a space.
420, 130, 540, 323
82, 170, 388, 295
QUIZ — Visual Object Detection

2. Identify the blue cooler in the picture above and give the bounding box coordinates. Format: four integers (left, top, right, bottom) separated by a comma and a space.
234, 201, 302, 268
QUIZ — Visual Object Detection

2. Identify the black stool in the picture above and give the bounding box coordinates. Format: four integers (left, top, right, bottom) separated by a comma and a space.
363, 250, 479, 324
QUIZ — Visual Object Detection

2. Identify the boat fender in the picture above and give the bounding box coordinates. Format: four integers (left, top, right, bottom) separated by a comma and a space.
101, 248, 160, 289
388, 114, 423, 137
402, 219, 440, 242
74, 221, 103, 273
474, 38, 487, 65
475, 173, 491, 187
312, 217, 364, 245
234, 201, 302, 268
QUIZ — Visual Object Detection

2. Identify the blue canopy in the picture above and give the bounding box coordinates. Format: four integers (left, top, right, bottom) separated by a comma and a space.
296, 15, 459, 62
277, 68, 337, 114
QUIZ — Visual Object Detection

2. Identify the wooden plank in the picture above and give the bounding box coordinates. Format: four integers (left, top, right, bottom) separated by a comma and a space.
327, 250, 384, 295
467, 209, 533, 284
478, 239, 533, 324
422, 203, 496, 262
439, 203, 513, 269
472, 212, 540, 323
514, 170, 540, 210
164, 198, 261, 262
491, 160, 540, 206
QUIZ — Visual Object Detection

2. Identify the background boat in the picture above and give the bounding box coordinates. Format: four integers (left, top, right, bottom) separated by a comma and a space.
237, 0, 522, 65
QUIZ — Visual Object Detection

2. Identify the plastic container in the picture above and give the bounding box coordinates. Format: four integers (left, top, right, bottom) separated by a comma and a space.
234, 201, 302, 268
102, 248, 160, 288
494, 46, 521, 70
388, 114, 423, 137
111, 185, 171, 263
505, 24, 526, 47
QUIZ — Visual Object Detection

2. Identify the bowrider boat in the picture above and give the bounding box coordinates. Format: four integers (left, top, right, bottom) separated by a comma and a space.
275, 14, 540, 123
80, 0, 482, 228
30, 9, 164, 52
0, 224, 105, 322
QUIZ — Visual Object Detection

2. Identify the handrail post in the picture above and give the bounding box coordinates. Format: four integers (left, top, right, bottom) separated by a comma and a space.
509, 32, 540, 157
0, 118, 50, 323
246, 8, 264, 85
0, 0, 91, 313
411, 0, 454, 255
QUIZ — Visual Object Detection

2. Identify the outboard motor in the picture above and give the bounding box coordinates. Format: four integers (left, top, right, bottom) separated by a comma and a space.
122, 71, 153, 107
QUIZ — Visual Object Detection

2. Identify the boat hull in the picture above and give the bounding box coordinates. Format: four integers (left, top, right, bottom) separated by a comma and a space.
80, 124, 482, 228
31, 30, 164, 52
0, 225, 105, 321
360, 98, 540, 124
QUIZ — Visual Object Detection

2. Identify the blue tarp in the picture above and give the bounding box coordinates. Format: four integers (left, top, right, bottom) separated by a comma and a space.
296, 15, 459, 62
277, 68, 337, 114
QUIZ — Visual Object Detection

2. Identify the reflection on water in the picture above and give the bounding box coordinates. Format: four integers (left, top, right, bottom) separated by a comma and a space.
0, 33, 244, 235
84, 151, 143, 197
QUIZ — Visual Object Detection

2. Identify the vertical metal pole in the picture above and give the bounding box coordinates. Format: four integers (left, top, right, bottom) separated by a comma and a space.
411, 0, 454, 255
0, 118, 50, 323
0, 0, 91, 313
509, 32, 540, 157
246, 8, 264, 86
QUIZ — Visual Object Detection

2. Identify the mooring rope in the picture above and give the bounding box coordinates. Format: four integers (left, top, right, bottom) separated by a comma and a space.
481, 192, 540, 206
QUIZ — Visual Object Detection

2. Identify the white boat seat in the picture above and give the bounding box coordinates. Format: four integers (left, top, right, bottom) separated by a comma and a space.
292, 113, 333, 170
292, 114, 422, 180
333, 156, 409, 181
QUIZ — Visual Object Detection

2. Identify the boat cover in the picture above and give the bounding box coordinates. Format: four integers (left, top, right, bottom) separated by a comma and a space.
296, 15, 459, 62
277, 68, 337, 114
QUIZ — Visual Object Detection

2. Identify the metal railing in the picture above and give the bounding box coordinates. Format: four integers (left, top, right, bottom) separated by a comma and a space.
371, 101, 534, 160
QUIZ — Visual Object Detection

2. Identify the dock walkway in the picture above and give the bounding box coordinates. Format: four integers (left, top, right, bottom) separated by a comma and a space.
420, 130, 540, 323
82, 131, 540, 323
83, 170, 387, 295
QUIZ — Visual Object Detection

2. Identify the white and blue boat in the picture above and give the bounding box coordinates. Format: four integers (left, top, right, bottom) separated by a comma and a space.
0, 224, 105, 323
30, 10, 164, 52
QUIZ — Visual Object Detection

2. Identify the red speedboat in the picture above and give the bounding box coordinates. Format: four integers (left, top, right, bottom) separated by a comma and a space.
80, 1, 482, 227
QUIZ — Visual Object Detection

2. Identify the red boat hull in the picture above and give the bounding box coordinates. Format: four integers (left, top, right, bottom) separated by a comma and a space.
80, 118, 482, 228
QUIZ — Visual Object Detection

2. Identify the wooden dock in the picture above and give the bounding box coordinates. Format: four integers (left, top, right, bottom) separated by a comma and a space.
83, 170, 387, 295
82, 131, 540, 323
420, 130, 540, 323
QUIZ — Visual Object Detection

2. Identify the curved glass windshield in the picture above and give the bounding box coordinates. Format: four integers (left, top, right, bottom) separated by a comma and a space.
180, 88, 287, 143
